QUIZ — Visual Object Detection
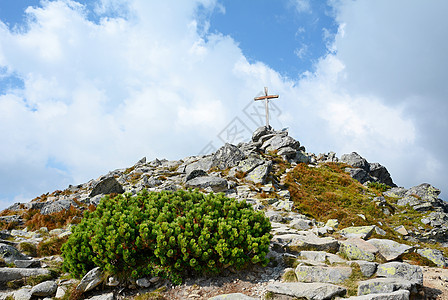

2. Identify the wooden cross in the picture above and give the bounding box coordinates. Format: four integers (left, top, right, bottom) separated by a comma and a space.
254, 87, 279, 128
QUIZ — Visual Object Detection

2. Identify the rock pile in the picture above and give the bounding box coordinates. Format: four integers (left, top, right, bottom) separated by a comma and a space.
1, 126, 447, 299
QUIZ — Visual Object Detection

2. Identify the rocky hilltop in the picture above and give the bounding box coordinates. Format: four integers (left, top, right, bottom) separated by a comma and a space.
1, 126, 447, 300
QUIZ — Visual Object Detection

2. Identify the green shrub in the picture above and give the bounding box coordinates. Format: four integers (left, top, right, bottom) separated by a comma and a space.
62, 190, 272, 284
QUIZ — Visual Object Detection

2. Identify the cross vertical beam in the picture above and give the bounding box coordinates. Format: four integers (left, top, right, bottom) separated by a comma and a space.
254, 87, 279, 128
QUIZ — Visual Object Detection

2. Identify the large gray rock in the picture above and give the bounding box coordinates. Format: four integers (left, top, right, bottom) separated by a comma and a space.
185, 156, 213, 175
30, 280, 58, 297
396, 196, 420, 207
369, 163, 396, 187
262, 135, 300, 152
272, 232, 339, 253
0, 243, 28, 264
349, 289, 410, 300
245, 161, 272, 184
345, 168, 371, 184
13, 288, 32, 300
90, 177, 124, 197
76, 267, 104, 293
416, 248, 448, 267
252, 126, 272, 143
86, 293, 115, 300
367, 239, 413, 261
237, 155, 265, 174
185, 169, 208, 181
14, 259, 41, 268
295, 265, 352, 284
346, 261, 378, 278
40, 199, 75, 215
405, 183, 440, 200
185, 176, 228, 192
339, 226, 375, 240
339, 238, 378, 262
383, 187, 408, 198
0, 268, 50, 282
357, 278, 414, 295
341, 152, 370, 171
209, 293, 257, 300
212, 143, 245, 170
265, 282, 346, 300
376, 262, 423, 286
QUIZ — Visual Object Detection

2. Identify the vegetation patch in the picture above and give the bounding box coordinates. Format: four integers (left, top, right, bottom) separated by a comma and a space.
38, 236, 69, 256
285, 163, 385, 227
62, 190, 272, 285
24, 205, 84, 231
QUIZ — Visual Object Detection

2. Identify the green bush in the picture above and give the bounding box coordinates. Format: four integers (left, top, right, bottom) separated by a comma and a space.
61, 190, 272, 284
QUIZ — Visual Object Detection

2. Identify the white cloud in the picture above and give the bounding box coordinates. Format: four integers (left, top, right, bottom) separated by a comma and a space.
290, 0, 311, 13
0, 0, 447, 209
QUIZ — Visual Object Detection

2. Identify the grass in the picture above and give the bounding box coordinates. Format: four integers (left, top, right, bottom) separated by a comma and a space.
281, 269, 297, 282
24, 205, 84, 231
285, 162, 386, 227
19, 242, 38, 257
342, 263, 367, 296
37, 236, 69, 256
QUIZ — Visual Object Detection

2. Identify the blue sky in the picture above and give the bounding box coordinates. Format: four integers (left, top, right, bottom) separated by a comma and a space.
0, 0, 447, 209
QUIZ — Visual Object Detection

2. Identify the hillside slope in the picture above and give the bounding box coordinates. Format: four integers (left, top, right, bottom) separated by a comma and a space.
0, 126, 447, 299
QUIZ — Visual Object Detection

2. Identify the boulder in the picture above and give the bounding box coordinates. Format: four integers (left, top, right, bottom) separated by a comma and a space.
416, 248, 448, 267
345, 168, 371, 184
265, 282, 346, 300
405, 183, 440, 200
0, 243, 28, 264
90, 177, 124, 197
30, 280, 58, 297
13, 288, 32, 300
295, 265, 352, 284
212, 143, 245, 170
262, 135, 300, 152
271, 232, 340, 253
350, 289, 410, 299
184, 156, 213, 175
369, 163, 396, 187
367, 239, 413, 261
376, 262, 423, 286
0, 267, 50, 282
252, 126, 272, 143
339, 238, 378, 262
383, 187, 408, 198
86, 293, 115, 300
185, 176, 228, 192
346, 261, 378, 278
245, 161, 272, 184
277, 146, 298, 158
339, 226, 375, 240
237, 155, 265, 174
341, 152, 370, 171
396, 196, 420, 207
185, 169, 207, 181
14, 259, 41, 268
357, 278, 414, 295
76, 267, 103, 293
209, 293, 257, 300
40, 199, 75, 215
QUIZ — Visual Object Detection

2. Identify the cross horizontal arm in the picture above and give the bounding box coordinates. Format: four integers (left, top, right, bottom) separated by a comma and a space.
254, 95, 279, 101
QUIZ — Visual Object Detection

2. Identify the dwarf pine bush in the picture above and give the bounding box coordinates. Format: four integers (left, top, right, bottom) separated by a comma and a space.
61, 190, 271, 284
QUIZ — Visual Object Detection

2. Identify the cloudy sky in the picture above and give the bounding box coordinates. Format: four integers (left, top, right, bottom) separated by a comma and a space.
0, 0, 447, 209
